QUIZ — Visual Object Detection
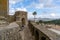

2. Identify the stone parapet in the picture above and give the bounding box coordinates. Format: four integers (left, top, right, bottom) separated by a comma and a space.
27, 22, 60, 40
0, 22, 22, 40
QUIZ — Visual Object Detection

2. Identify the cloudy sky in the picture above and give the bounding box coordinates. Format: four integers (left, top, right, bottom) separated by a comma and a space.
9, 0, 60, 19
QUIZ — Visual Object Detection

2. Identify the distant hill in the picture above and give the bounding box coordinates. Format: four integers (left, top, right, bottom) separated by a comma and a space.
43, 19, 60, 25
28, 18, 60, 25
28, 18, 56, 21
38, 18, 55, 21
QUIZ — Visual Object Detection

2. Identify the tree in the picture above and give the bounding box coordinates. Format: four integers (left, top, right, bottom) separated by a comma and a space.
33, 11, 37, 22
39, 20, 43, 23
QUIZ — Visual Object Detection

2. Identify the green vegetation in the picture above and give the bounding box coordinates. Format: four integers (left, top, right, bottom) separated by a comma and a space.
38, 19, 60, 25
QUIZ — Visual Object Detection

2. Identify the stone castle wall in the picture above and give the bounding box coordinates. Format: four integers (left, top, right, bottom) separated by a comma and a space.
0, 22, 22, 40
0, 0, 8, 16
27, 22, 59, 40
14, 11, 28, 26
7, 15, 15, 23
30, 22, 60, 40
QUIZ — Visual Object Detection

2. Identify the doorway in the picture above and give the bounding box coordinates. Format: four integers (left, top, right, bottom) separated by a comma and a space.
21, 18, 25, 25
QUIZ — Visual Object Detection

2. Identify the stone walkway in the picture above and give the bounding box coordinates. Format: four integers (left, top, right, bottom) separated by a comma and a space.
48, 28, 60, 35
20, 29, 24, 40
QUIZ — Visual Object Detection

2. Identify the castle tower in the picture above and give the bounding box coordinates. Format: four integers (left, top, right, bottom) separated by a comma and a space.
0, 0, 9, 25
14, 11, 28, 26
0, 0, 9, 17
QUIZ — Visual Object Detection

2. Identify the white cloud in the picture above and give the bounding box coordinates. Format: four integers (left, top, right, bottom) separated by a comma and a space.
26, 0, 56, 9
36, 13, 56, 18
46, 0, 53, 4
28, 12, 58, 19
16, 8, 27, 11
9, 8, 15, 13
26, 2, 44, 9
50, 13, 60, 18
9, 0, 24, 4
9, 7, 27, 15
35, 3, 44, 9
9, 8, 15, 15
39, 0, 44, 3
9, 1, 16, 4
50, 13, 56, 17
39, 0, 53, 5
39, 0, 56, 8
45, 0, 55, 8
28, 12, 34, 19
56, 0, 60, 2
